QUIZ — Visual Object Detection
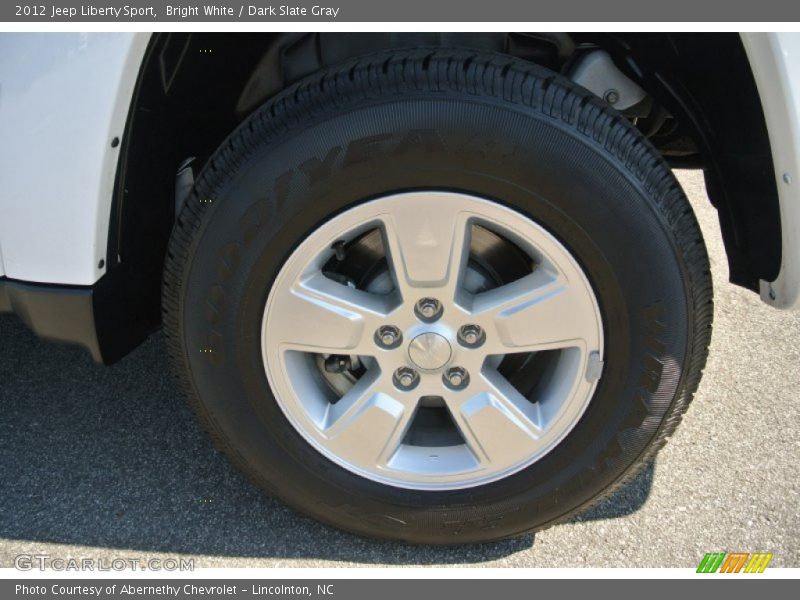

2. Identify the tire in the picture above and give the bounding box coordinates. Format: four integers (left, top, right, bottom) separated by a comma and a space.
162, 49, 713, 544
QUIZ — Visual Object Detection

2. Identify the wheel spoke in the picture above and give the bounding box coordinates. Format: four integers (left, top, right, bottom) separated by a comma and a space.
451, 369, 543, 466
379, 195, 471, 297
472, 268, 595, 352
270, 271, 390, 354
322, 370, 415, 467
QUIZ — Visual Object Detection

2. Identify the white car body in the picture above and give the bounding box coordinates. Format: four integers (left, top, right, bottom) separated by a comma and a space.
0, 33, 148, 285
741, 33, 800, 309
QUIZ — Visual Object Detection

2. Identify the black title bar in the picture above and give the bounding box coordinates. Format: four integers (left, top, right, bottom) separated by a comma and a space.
5, 0, 800, 22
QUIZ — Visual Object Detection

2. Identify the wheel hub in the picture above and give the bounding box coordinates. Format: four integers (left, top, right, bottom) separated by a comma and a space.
262, 191, 604, 490
408, 331, 452, 371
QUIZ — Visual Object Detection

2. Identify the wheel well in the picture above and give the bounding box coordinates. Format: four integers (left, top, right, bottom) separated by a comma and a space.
597, 33, 781, 292
108, 32, 780, 359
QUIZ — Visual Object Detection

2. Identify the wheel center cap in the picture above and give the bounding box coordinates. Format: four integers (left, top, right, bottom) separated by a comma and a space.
408, 332, 452, 370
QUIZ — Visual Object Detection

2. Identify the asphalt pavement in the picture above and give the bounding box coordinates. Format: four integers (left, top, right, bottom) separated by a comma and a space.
0, 170, 798, 568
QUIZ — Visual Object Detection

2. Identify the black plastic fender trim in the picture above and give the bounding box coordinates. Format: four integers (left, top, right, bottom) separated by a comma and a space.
0, 267, 157, 364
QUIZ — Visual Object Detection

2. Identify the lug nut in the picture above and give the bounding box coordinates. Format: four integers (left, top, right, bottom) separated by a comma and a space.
394, 367, 420, 391
415, 297, 443, 322
604, 89, 620, 105
375, 325, 402, 349
443, 366, 469, 390
458, 324, 485, 348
